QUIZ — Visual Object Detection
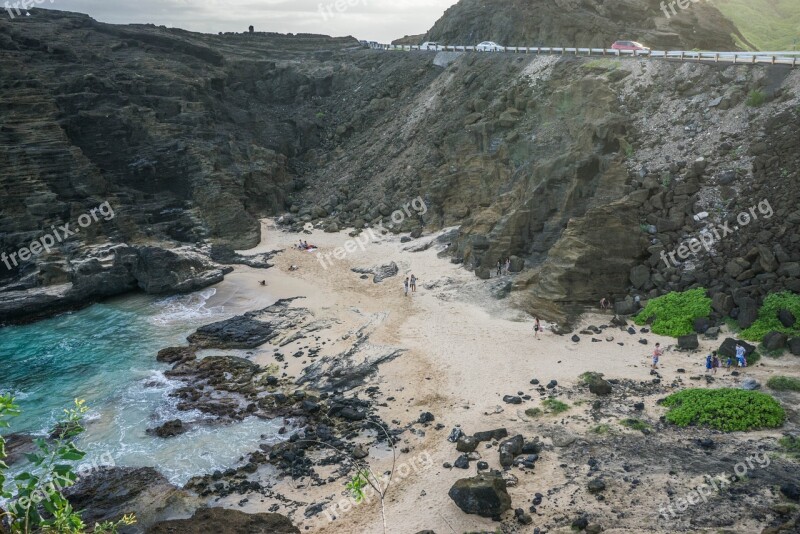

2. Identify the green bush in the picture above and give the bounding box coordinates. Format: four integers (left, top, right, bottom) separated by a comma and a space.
746, 89, 766, 107
779, 435, 800, 459
634, 288, 712, 337
662, 388, 785, 432
620, 418, 651, 432
740, 292, 800, 342
542, 398, 570, 414
767, 376, 800, 392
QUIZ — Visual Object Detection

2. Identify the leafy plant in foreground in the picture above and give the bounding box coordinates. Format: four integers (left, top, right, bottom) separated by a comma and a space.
634, 288, 711, 337
662, 388, 785, 432
0, 395, 136, 533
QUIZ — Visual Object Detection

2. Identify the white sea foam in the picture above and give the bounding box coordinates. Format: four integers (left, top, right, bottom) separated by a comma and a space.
147, 288, 223, 326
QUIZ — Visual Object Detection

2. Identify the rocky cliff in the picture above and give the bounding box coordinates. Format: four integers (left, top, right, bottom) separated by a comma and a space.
1, 8, 799, 325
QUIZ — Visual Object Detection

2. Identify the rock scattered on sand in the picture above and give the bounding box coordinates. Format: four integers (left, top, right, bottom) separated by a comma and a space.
448, 474, 512, 517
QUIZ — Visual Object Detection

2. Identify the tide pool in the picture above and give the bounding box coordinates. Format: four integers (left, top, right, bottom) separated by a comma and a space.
0, 288, 284, 485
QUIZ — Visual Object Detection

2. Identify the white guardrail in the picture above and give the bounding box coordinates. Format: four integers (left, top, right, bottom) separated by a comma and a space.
367, 43, 800, 67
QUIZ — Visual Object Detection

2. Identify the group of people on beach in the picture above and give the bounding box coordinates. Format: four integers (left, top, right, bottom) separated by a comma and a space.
496, 257, 512, 277
296, 240, 316, 251
403, 274, 417, 296
704, 344, 748, 372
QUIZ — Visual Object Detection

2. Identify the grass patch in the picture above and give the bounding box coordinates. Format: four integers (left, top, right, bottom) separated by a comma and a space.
779, 435, 800, 459
740, 291, 800, 342
662, 389, 785, 432
620, 418, 651, 432
542, 398, 570, 414
716, 0, 800, 51
746, 89, 767, 107
634, 288, 711, 337
525, 407, 543, 418
592, 423, 613, 435
767, 376, 800, 392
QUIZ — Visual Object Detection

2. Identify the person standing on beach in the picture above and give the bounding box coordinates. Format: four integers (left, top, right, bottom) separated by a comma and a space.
735, 343, 746, 367
404, 277, 409, 296
496, 260, 502, 277
533, 317, 541, 340
504, 257, 511, 275
410, 274, 417, 292
705, 352, 713, 374
652, 343, 662, 369
712, 352, 720, 374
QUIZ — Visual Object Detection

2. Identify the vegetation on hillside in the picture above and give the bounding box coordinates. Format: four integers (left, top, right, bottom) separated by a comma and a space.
634, 288, 711, 337
717, 0, 800, 51
740, 291, 800, 342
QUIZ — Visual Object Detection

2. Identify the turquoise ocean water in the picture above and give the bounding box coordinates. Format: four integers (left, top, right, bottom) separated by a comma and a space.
0, 288, 283, 484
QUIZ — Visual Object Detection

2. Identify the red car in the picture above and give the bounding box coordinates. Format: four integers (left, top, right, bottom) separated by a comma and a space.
611, 40, 651, 53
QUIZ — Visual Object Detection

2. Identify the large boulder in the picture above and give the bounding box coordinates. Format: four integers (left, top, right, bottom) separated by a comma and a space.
736, 298, 759, 329
789, 338, 800, 356
133, 247, 225, 294
499, 435, 524, 468
147, 508, 300, 533
711, 293, 734, 315
778, 309, 796, 328
630, 265, 650, 289
763, 331, 788, 351
448, 474, 512, 517
373, 262, 399, 283
677, 334, 699, 350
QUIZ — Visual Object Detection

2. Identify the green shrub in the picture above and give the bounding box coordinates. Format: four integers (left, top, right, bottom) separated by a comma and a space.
591, 424, 613, 435
662, 388, 785, 432
779, 435, 800, 459
746, 89, 766, 107
740, 292, 800, 342
634, 288, 712, 337
542, 398, 570, 414
620, 418, 651, 432
525, 407, 543, 418
767, 376, 800, 392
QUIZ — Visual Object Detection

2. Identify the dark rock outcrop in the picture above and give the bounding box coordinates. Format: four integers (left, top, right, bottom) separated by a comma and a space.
147, 508, 300, 534
448, 474, 512, 517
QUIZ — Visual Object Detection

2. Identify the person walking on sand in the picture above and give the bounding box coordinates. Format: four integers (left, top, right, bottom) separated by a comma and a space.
652, 343, 662, 369
705, 352, 713, 374
533, 317, 541, 340
404, 277, 410, 297
410, 274, 417, 293
712, 352, 720, 374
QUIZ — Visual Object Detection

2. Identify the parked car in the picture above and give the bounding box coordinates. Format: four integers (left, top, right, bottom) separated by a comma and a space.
420, 41, 442, 51
476, 41, 504, 52
611, 40, 651, 53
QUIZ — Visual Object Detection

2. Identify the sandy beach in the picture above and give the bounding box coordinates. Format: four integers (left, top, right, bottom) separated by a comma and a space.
203, 219, 800, 534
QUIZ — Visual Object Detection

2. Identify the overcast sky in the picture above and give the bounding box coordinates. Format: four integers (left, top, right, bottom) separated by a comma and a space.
46, 0, 456, 42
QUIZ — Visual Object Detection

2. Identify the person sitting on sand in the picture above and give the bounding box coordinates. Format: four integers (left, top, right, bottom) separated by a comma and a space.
652, 343, 662, 369
533, 317, 541, 340
259, 280, 266, 286
600, 297, 609, 310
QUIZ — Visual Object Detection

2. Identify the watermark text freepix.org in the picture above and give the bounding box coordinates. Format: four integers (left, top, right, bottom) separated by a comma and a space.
659, 0, 711, 19
5, 0, 54, 19
658, 450, 770, 519
318, 0, 366, 21
660, 199, 772, 268
1, 201, 115, 271
315, 196, 427, 270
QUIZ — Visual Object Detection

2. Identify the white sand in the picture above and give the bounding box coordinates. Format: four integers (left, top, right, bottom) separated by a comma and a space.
204, 219, 796, 534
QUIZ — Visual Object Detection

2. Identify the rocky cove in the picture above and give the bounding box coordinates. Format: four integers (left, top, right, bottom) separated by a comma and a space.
0, 2, 799, 534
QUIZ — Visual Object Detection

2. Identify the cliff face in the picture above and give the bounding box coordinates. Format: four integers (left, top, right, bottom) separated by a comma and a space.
1, 9, 799, 325
423, 0, 748, 50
